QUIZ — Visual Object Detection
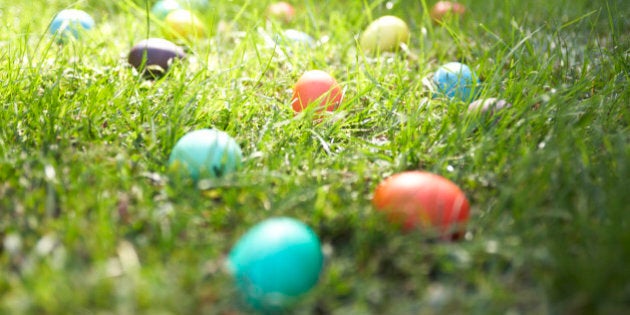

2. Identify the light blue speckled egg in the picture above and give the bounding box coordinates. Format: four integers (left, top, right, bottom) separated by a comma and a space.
168, 129, 242, 181
433, 62, 479, 102
151, 0, 182, 20
49, 9, 95, 41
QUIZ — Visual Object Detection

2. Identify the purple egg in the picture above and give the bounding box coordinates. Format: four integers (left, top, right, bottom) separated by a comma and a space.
128, 38, 186, 78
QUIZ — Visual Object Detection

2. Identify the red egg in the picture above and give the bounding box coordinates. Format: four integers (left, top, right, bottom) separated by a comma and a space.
429, 1, 466, 23
372, 171, 470, 239
291, 70, 343, 113
266, 1, 296, 23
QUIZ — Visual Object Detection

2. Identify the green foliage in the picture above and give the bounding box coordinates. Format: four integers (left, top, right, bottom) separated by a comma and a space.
0, 0, 628, 314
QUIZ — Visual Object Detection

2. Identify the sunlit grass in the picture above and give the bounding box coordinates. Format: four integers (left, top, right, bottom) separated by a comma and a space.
0, 0, 628, 313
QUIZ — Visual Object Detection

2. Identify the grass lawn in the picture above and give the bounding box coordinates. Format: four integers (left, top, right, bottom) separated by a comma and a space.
0, 0, 628, 313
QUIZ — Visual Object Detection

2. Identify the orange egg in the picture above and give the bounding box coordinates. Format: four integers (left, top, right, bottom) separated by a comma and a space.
429, 1, 466, 23
372, 171, 470, 240
291, 70, 343, 113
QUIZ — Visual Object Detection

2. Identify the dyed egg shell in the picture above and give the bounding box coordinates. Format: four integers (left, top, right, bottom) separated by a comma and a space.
275, 29, 315, 47
359, 15, 410, 53
49, 9, 95, 41
430, 1, 466, 23
164, 9, 205, 40
227, 217, 324, 312
181, 0, 209, 10
291, 70, 343, 112
468, 98, 512, 115
128, 38, 186, 77
372, 171, 470, 239
433, 62, 479, 102
151, 0, 182, 20
266, 1, 296, 23
168, 129, 242, 181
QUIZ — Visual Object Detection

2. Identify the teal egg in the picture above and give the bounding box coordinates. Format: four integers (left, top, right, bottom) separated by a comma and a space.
152, 0, 182, 20
433, 62, 479, 102
49, 9, 95, 41
168, 129, 242, 181
227, 217, 324, 312
181, 0, 210, 10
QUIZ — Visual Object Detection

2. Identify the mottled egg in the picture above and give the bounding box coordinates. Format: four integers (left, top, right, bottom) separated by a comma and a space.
468, 97, 512, 116
468, 98, 512, 115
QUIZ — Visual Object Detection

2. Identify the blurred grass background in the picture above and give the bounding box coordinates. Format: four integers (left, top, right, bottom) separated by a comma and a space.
0, 0, 628, 313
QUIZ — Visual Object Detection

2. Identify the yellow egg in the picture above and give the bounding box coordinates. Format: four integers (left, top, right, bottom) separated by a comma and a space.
164, 9, 205, 40
359, 15, 410, 53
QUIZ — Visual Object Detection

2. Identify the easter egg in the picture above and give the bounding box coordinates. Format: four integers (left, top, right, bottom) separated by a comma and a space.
275, 29, 315, 47
291, 70, 343, 112
164, 9, 205, 40
151, 0, 182, 20
49, 9, 95, 41
168, 129, 242, 181
128, 38, 186, 77
372, 171, 470, 239
359, 15, 410, 53
266, 1, 296, 23
181, 0, 209, 10
430, 1, 466, 23
227, 217, 324, 312
433, 62, 479, 102
468, 98, 512, 115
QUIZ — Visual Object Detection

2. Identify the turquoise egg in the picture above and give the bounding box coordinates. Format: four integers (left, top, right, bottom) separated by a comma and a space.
168, 129, 242, 181
227, 217, 324, 312
49, 9, 95, 41
433, 62, 479, 102
183, 0, 210, 10
151, 0, 182, 20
